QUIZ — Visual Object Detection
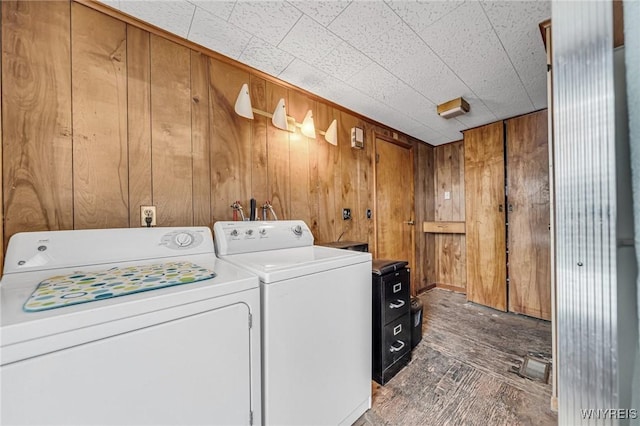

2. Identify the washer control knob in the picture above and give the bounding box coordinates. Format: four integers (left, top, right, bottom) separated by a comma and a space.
293, 225, 303, 236
175, 232, 193, 247
246, 229, 254, 236
230, 229, 239, 237
259, 228, 267, 236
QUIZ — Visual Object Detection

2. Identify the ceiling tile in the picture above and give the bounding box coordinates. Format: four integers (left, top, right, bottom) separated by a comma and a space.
386, 0, 464, 35
313, 42, 373, 83
188, 1, 236, 21
120, 0, 195, 38
451, 96, 497, 129
346, 93, 395, 122
279, 59, 328, 93
189, 7, 251, 59
418, 1, 534, 119
481, 0, 550, 109
425, 135, 452, 145
311, 75, 368, 108
328, 1, 402, 50
360, 23, 471, 105
406, 123, 449, 145
347, 63, 410, 109
419, 110, 465, 135
239, 37, 294, 77
228, 1, 302, 45
287, 0, 351, 26
347, 63, 464, 138
278, 15, 342, 64
99, 0, 120, 8
377, 110, 426, 135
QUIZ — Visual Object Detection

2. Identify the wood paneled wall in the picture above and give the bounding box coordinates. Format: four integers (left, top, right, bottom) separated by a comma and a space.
432, 141, 466, 291
0, 1, 433, 282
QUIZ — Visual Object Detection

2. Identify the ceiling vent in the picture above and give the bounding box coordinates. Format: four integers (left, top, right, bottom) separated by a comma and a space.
437, 97, 470, 119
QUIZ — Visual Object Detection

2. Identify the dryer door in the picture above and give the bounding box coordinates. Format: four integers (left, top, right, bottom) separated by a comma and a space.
1, 302, 252, 425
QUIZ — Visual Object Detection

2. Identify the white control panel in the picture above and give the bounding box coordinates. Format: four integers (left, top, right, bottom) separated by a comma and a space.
160, 229, 204, 250
213, 221, 314, 256
3, 227, 214, 274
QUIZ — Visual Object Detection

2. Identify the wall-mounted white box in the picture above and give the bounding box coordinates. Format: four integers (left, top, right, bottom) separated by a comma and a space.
351, 127, 364, 149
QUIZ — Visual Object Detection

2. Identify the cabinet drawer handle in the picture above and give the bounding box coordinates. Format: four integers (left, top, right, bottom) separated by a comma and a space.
389, 299, 405, 309
390, 340, 405, 352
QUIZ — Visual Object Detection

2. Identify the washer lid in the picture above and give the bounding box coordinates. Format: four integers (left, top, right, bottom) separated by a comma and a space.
219, 245, 372, 283
0, 254, 258, 356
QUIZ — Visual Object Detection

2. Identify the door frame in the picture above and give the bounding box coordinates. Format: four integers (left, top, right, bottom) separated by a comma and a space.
372, 133, 416, 294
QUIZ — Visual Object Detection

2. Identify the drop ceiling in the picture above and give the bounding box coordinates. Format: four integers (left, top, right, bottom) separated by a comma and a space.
101, 0, 550, 146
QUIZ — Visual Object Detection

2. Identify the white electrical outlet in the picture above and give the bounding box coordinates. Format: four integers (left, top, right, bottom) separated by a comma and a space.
444, 191, 451, 200
140, 206, 157, 227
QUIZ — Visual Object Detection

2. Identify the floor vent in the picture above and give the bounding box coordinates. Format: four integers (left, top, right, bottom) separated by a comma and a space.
511, 353, 551, 383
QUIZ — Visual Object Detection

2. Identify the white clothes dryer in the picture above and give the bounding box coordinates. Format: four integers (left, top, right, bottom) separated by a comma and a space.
1, 227, 261, 426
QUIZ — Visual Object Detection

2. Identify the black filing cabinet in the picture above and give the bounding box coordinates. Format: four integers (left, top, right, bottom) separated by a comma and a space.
371, 260, 411, 385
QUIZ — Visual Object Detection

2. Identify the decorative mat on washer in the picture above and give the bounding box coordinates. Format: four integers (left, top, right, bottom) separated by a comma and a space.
23, 261, 216, 312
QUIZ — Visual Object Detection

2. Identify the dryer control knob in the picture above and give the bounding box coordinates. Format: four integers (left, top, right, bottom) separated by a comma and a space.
293, 225, 303, 236
246, 229, 254, 236
174, 232, 194, 247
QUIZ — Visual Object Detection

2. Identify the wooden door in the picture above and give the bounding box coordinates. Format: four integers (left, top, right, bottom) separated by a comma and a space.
506, 110, 551, 320
464, 122, 506, 311
375, 137, 415, 292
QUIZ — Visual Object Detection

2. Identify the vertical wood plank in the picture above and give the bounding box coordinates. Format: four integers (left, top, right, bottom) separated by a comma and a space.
307, 106, 321, 239
315, 102, 339, 243
126, 25, 152, 227
361, 123, 374, 250
287, 91, 314, 231
437, 144, 453, 221
250, 75, 268, 209
436, 235, 466, 290
464, 122, 507, 311
451, 141, 463, 221
414, 141, 435, 291
150, 35, 192, 226
506, 110, 551, 320
339, 111, 366, 242
456, 141, 466, 220
72, 3, 128, 229
266, 82, 290, 221
3, 0, 73, 242
209, 57, 251, 222
191, 50, 211, 227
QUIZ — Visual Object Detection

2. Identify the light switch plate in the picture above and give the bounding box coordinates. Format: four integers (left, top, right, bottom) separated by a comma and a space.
444, 191, 451, 200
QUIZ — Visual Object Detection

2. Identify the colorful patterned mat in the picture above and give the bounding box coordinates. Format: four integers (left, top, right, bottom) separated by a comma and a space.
24, 261, 216, 312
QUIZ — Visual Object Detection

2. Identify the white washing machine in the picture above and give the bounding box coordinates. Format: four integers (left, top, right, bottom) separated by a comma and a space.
214, 220, 372, 426
0, 227, 261, 426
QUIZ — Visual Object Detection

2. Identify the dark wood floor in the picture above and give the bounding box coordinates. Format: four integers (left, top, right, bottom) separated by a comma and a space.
356, 288, 557, 426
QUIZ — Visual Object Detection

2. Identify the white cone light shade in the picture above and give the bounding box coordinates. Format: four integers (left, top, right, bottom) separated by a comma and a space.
324, 119, 338, 145
234, 84, 254, 119
272, 98, 288, 130
301, 110, 316, 138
